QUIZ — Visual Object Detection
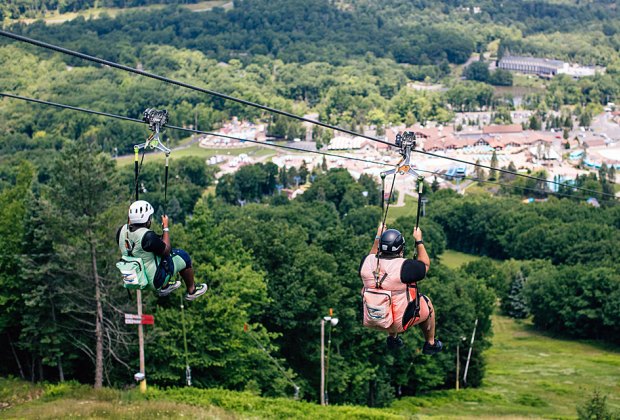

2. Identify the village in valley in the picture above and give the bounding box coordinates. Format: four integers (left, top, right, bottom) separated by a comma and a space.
198, 104, 620, 204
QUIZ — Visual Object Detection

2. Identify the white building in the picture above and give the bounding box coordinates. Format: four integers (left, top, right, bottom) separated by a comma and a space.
499, 55, 604, 79
328, 136, 365, 150
498, 56, 565, 76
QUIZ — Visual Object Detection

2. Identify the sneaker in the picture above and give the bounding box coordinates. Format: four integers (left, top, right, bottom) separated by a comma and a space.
422, 339, 443, 355
185, 283, 208, 301
157, 280, 181, 297
386, 335, 404, 351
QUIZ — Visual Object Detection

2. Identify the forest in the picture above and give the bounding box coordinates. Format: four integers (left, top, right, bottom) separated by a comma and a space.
0, 153, 618, 405
0, 0, 619, 410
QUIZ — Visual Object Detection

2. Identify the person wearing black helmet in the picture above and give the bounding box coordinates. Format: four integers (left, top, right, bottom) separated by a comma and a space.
359, 224, 442, 354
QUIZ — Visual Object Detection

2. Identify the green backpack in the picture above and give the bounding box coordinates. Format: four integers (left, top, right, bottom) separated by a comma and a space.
116, 255, 149, 290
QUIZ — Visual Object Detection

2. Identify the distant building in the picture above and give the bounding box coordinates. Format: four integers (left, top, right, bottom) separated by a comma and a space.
327, 136, 364, 150
583, 138, 607, 148
559, 65, 599, 78
499, 56, 565, 77
569, 150, 585, 160
482, 124, 523, 135
498, 55, 604, 79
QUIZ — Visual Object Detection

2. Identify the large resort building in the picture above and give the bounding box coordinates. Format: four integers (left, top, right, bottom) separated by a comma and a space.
498, 55, 602, 78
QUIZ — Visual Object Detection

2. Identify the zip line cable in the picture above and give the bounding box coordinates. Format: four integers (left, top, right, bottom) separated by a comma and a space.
1, 30, 614, 199
0, 30, 391, 147
1, 91, 616, 202
0, 92, 393, 167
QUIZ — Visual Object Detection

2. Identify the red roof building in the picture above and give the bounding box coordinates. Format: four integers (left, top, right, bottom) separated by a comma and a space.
483, 124, 523, 135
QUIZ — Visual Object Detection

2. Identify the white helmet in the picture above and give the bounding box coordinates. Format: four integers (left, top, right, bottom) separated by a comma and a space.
128, 200, 154, 224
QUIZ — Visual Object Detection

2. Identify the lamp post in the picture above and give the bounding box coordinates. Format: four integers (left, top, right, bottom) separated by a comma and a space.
320, 315, 338, 406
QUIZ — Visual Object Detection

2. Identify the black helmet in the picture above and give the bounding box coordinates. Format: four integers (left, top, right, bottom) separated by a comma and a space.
379, 229, 405, 256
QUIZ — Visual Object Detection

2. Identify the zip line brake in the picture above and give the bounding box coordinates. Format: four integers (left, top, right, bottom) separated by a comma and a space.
134, 108, 171, 154
380, 131, 426, 182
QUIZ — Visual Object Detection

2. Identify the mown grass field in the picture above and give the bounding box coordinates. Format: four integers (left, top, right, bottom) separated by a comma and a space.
439, 249, 482, 269
114, 142, 276, 167
2, 315, 618, 419
385, 196, 420, 222
12, 1, 229, 25
394, 315, 620, 419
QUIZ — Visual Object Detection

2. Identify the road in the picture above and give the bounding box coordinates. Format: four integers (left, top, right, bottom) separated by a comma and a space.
591, 112, 620, 140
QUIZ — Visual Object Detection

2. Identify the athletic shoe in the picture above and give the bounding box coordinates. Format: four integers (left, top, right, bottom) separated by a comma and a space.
386, 335, 404, 350
185, 283, 208, 301
422, 339, 443, 355
157, 280, 181, 297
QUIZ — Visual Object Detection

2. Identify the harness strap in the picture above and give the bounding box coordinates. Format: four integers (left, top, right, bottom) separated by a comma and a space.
163, 152, 170, 215
124, 225, 135, 257
364, 287, 407, 296
402, 284, 422, 330
373, 271, 388, 289
374, 165, 399, 281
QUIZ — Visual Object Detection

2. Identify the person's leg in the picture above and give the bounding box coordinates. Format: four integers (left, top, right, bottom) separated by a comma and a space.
156, 255, 181, 296
418, 296, 442, 355
179, 266, 196, 294
386, 333, 403, 350
171, 249, 207, 300
170, 249, 192, 289
418, 299, 436, 345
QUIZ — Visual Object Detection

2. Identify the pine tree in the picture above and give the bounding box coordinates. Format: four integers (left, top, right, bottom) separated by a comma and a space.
502, 272, 528, 318
489, 151, 499, 181
279, 165, 288, 188
48, 142, 123, 389
474, 159, 486, 185
577, 389, 615, 420
298, 161, 309, 185
0, 162, 35, 380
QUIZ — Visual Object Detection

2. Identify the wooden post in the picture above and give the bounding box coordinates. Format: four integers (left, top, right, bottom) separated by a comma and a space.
456, 343, 460, 391
320, 319, 325, 406
137, 289, 146, 393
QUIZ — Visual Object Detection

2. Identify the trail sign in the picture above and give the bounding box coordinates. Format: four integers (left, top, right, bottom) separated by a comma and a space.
125, 313, 155, 325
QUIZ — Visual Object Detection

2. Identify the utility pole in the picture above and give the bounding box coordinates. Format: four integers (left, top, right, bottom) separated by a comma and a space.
180, 294, 191, 387
320, 310, 338, 406
320, 318, 325, 406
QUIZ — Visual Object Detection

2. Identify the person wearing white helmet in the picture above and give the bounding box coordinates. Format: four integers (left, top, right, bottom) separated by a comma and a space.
117, 200, 207, 301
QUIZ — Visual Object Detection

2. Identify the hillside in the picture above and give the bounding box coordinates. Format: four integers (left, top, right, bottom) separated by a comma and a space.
0, 0, 619, 412
2, 314, 618, 418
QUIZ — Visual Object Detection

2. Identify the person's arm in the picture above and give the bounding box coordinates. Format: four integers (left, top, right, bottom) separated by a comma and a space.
400, 227, 431, 284
160, 215, 171, 256
369, 223, 385, 255
142, 216, 171, 257
412, 227, 430, 273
